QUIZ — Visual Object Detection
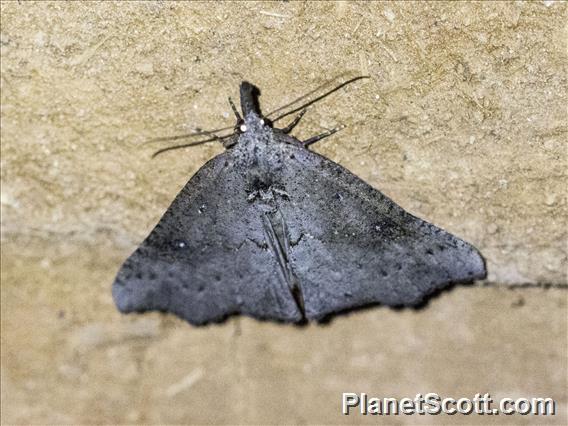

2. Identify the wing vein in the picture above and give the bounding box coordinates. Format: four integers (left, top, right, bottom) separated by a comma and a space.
261, 212, 306, 318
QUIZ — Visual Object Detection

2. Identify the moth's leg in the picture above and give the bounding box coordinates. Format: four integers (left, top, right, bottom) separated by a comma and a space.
228, 97, 242, 121
281, 109, 307, 134
222, 135, 238, 149
302, 125, 345, 147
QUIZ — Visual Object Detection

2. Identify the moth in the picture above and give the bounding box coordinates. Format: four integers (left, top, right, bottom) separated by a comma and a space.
113, 79, 486, 325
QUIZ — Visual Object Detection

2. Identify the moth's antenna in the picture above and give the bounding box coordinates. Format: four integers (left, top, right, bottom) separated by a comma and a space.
271, 76, 370, 123
265, 72, 351, 117
141, 127, 234, 145
142, 95, 242, 146
228, 97, 242, 121
151, 135, 228, 158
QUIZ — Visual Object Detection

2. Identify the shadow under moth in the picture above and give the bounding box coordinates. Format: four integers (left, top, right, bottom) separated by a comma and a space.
112, 78, 486, 325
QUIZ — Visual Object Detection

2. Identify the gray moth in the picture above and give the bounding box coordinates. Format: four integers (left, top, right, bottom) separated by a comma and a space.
112, 81, 486, 325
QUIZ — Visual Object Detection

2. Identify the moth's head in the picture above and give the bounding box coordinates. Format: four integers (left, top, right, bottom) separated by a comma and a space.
233, 81, 273, 136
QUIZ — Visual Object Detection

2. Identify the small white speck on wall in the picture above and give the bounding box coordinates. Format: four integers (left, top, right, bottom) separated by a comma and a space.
384, 8, 396, 23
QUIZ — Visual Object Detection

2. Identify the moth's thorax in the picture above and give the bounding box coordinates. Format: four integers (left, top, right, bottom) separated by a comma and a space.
237, 112, 273, 146
229, 113, 291, 183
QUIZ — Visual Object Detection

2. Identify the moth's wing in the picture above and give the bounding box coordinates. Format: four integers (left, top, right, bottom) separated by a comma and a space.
273, 140, 486, 320
112, 152, 303, 325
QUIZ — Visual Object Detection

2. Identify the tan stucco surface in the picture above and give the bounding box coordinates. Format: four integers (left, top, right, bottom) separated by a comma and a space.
1, 1, 566, 424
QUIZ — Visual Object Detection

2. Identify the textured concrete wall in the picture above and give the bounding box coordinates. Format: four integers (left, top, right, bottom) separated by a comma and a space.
1, 1, 566, 424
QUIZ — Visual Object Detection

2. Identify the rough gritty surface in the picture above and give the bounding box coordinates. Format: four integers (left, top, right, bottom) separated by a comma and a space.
1, 1, 566, 424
